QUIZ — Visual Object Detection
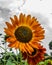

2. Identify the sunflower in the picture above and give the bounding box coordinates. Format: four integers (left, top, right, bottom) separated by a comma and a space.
22, 43, 46, 65
4, 13, 45, 54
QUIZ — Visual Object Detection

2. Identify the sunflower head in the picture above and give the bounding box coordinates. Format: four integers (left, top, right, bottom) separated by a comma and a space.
4, 13, 45, 54
22, 43, 46, 65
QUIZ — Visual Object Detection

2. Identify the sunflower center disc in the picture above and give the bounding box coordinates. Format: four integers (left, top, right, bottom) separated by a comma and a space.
15, 26, 32, 43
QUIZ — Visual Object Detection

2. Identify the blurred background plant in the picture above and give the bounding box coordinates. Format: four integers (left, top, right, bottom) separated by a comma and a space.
37, 59, 52, 65
49, 41, 52, 50
0, 50, 29, 65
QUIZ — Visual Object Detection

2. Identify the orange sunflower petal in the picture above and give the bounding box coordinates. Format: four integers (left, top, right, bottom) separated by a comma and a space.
4, 28, 14, 36
33, 36, 44, 41
31, 21, 39, 28
29, 42, 39, 49
25, 44, 32, 54
5, 22, 16, 32
19, 43, 23, 51
5, 22, 12, 28
30, 17, 37, 26
10, 17, 16, 27
23, 14, 26, 24
14, 15, 19, 25
26, 15, 31, 25
20, 43, 27, 53
19, 13, 24, 24
8, 42, 16, 48
22, 44, 27, 53
6, 37, 16, 43
35, 30, 45, 34
26, 43, 34, 52
36, 26, 44, 32
15, 41, 19, 49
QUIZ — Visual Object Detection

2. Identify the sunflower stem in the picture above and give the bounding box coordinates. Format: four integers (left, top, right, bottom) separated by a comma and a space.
9, 54, 18, 65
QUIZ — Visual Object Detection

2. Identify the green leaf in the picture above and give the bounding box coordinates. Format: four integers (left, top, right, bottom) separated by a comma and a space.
37, 61, 44, 65
2, 59, 6, 62
9, 48, 12, 51
11, 63, 16, 65
4, 35, 10, 40
6, 60, 16, 65
44, 61, 48, 65
49, 41, 52, 46
44, 53, 49, 56
24, 60, 29, 65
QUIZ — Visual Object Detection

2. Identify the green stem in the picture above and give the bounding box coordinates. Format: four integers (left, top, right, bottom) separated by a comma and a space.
9, 54, 18, 65
0, 46, 7, 52
0, 46, 7, 65
5, 42, 7, 53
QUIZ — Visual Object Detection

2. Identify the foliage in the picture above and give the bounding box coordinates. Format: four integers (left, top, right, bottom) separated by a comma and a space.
49, 41, 52, 50
37, 56, 52, 65
49, 41, 52, 46
0, 51, 29, 65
